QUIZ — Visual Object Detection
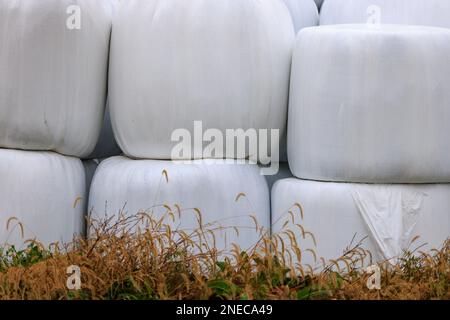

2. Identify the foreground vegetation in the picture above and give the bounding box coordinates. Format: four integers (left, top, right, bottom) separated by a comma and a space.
0, 211, 448, 300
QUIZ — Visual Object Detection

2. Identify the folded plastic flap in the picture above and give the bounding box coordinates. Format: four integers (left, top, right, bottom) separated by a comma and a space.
351, 185, 426, 261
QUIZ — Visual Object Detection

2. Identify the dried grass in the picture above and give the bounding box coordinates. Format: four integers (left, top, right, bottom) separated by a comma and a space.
0, 210, 448, 300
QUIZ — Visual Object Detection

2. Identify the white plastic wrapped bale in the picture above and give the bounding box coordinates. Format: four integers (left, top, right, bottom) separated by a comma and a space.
282, 0, 319, 34
0, 149, 85, 248
320, 0, 450, 28
110, 0, 295, 161
288, 25, 450, 183
88, 157, 270, 252
272, 178, 450, 266
0, 0, 113, 158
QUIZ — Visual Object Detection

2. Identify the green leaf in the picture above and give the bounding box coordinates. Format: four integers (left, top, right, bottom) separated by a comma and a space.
207, 279, 235, 298
297, 284, 331, 300
216, 261, 226, 272
240, 293, 249, 300
297, 287, 313, 300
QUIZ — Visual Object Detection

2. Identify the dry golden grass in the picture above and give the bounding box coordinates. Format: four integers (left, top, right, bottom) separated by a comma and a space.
0, 210, 448, 300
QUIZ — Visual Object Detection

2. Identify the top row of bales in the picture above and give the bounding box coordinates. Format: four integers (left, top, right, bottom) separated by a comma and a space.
3, 0, 450, 163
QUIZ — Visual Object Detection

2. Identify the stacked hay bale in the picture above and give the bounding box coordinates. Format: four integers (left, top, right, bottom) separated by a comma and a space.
88, 0, 318, 251
273, 4, 450, 266
0, 0, 113, 247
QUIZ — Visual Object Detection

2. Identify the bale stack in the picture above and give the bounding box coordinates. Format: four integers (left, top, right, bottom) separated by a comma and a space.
273, 5, 450, 265
3, 0, 446, 264
0, 0, 113, 247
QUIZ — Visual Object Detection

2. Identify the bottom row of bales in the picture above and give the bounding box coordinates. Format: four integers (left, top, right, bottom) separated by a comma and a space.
0, 148, 448, 266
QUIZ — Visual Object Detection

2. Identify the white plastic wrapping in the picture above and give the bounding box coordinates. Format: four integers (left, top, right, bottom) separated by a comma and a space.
88, 157, 270, 252
0, 149, 85, 248
351, 185, 427, 261
0, 0, 112, 157
288, 25, 450, 183
282, 0, 319, 34
272, 178, 450, 265
110, 0, 294, 160
320, 0, 450, 28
